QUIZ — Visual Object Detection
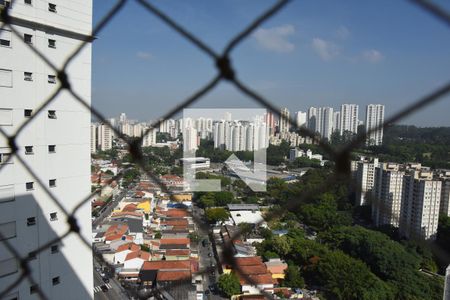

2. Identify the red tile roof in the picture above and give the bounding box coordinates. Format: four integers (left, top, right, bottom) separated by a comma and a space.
235, 256, 264, 266
239, 273, 274, 285
142, 260, 191, 270
116, 243, 140, 253
163, 209, 189, 218
165, 249, 190, 256
105, 224, 128, 241
160, 238, 190, 245
122, 204, 137, 212
156, 270, 191, 282
125, 250, 151, 261
238, 265, 268, 275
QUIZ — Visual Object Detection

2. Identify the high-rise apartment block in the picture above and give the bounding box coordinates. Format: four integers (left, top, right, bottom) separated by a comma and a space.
340, 104, 359, 135
372, 163, 404, 227
355, 157, 379, 205
365, 104, 384, 146
1, 1, 93, 298
295, 111, 307, 128
400, 170, 441, 240
279, 108, 290, 133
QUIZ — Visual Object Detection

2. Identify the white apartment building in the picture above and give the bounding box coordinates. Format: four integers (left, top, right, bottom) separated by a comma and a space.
372, 163, 404, 227
307, 107, 333, 140
183, 126, 198, 152
142, 128, 157, 147
0, 1, 93, 299
98, 123, 112, 151
340, 104, 359, 135
332, 111, 340, 133
355, 157, 379, 206
295, 111, 306, 128
279, 108, 290, 133
436, 171, 450, 217
365, 104, 384, 146
400, 171, 441, 240
90, 124, 97, 154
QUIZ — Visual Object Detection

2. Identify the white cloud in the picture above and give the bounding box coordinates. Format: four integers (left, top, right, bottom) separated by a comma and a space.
335, 25, 350, 40
311, 38, 339, 61
136, 51, 153, 60
362, 49, 384, 63
253, 24, 295, 53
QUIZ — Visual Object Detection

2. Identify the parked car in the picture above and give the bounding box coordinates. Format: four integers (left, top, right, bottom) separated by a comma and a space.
102, 277, 109, 283
100, 285, 108, 292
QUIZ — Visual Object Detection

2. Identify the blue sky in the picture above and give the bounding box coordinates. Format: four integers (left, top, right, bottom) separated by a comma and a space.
92, 0, 450, 126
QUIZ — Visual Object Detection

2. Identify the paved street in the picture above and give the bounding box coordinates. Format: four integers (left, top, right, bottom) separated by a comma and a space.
93, 258, 130, 300
193, 205, 226, 300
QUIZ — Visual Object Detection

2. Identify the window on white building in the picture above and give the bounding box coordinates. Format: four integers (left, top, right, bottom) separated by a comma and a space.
0, 185, 14, 203
48, 3, 56, 12
48, 145, 56, 153
49, 179, 56, 187
26, 182, 34, 190
0, 152, 12, 164
24, 109, 33, 117
48, 110, 57, 119
48, 75, 56, 84
28, 251, 37, 260
24, 72, 33, 81
0, 29, 11, 47
25, 146, 34, 155
50, 212, 57, 221
48, 39, 56, 48
0, 108, 13, 125
52, 276, 60, 285
0, 221, 16, 240
51, 244, 59, 253
24, 0, 32, 5
27, 217, 36, 226
23, 33, 33, 45
0, 257, 18, 278
0, 69, 13, 87
30, 284, 38, 294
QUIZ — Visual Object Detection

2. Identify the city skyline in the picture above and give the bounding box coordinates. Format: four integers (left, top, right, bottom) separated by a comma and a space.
92, 0, 450, 127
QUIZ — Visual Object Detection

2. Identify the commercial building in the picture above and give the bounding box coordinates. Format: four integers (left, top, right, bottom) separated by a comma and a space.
0, 1, 93, 298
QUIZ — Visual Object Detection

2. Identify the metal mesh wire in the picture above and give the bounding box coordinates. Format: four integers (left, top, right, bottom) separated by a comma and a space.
1, 0, 450, 299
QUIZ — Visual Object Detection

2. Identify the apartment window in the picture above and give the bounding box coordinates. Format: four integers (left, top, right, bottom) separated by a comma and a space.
24, 72, 33, 81
0, 108, 13, 125
24, 0, 32, 4
49, 179, 56, 188
0, 69, 13, 87
0, 221, 16, 240
27, 217, 36, 226
0, 0, 11, 9
24, 109, 33, 117
0, 258, 18, 278
0, 185, 15, 203
30, 284, 38, 294
24, 33, 33, 45
25, 146, 34, 155
0, 152, 12, 164
28, 251, 37, 260
48, 39, 56, 48
50, 245, 59, 253
26, 182, 34, 190
48, 3, 56, 12
52, 276, 60, 285
48, 75, 56, 84
48, 110, 57, 119
0, 29, 11, 47
50, 212, 57, 221
48, 145, 56, 153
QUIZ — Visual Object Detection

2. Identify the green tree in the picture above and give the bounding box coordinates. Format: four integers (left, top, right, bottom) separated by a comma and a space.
437, 215, 450, 253
283, 265, 304, 288
199, 193, 216, 208
217, 273, 241, 297
205, 208, 230, 224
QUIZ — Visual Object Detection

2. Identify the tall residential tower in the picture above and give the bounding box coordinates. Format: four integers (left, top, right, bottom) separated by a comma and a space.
1, 1, 93, 299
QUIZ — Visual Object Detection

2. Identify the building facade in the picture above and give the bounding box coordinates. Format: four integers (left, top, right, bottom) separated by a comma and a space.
0, 1, 93, 299
365, 104, 385, 146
